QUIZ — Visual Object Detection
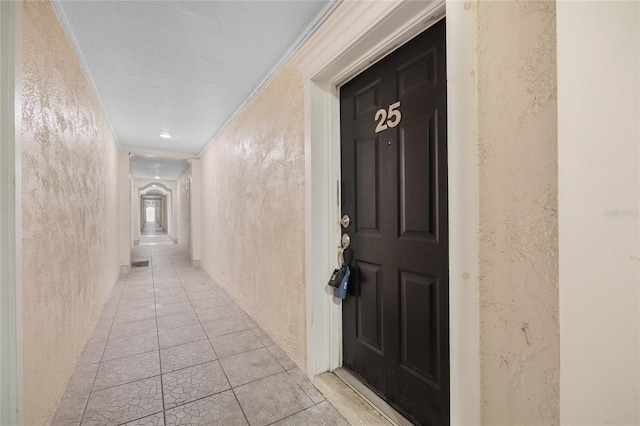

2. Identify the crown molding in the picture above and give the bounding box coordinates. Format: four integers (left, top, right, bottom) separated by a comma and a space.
290, 0, 445, 86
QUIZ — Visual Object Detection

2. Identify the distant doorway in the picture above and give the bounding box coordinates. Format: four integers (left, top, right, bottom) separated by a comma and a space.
135, 182, 174, 245
145, 206, 156, 222
141, 198, 169, 244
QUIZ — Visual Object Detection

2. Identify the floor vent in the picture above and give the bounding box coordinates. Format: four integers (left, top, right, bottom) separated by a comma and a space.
131, 260, 149, 268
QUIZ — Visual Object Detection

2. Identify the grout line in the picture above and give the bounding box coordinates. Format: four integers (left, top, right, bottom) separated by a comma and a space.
172, 254, 254, 426
169, 250, 220, 361
91, 374, 162, 394
78, 266, 128, 424
84, 367, 304, 419
193, 310, 242, 322
264, 405, 314, 426
149, 245, 168, 426
231, 368, 287, 390
130, 237, 332, 424
293, 378, 326, 407
202, 326, 252, 340
264, 398, 335, 426
155, 242, 224, 421
230, 386, 252, 425
202, 319, 251, 424
158, 336, 210, 351
108, 326, 158, 342
205, 322, 257, 337
266, 345, 297, 372
160, 388, 230, 415
161, 358, 219, 376
215, 345, 268, 362
114, 410, 164, 426
138, 240, 313, 424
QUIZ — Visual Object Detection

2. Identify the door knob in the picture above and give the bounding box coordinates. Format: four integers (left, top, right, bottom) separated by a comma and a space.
341, 233, 351, 248
340, 215, 350, 229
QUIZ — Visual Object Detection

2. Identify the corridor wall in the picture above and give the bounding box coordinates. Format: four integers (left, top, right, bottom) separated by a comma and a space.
557, 2, 639, 424
178, 168, 192, 258
197, 0, 561, 421
184, 0, 639, 422
199, 65, 307, 369
21, 2, 120, 424
475, 2, 560, 424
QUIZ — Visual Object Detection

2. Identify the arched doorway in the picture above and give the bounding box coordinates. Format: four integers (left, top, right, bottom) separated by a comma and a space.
137, 183, 173, 244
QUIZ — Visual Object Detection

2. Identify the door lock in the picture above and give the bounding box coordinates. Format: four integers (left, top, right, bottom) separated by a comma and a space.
341, 233, 351, 249
340, 215, 350, 229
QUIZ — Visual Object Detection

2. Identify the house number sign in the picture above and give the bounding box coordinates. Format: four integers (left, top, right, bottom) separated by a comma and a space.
374, 101, 402, 133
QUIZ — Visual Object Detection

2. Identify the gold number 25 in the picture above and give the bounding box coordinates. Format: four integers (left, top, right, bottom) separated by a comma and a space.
374, 101, 402, 133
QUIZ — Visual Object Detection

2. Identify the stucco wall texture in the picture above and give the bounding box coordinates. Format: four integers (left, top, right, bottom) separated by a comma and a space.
200, 65, 307, 369
178, 169, 192, 257
21, 2, 120, 425
476, 1, 560, 424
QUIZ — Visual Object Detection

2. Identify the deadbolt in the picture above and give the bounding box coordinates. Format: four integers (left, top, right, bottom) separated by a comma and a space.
341, 233, 351, 248
340, 215, 350, 229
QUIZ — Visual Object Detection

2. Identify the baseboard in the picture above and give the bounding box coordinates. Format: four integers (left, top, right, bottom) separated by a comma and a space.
120, 265, 130, 274
173, 239, 178, 243
192, 259, 201, 268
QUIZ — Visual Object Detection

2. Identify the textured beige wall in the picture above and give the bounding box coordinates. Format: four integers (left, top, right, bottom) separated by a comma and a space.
200, 65, 306, 368
178, 169, 192, 257
21, 2, 120, 424
197, 1, 561, 417
476, 1, 559, 424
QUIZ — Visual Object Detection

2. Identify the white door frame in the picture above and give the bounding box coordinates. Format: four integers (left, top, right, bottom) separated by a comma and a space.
295, 1, 480, 423
0, 1, 23, 424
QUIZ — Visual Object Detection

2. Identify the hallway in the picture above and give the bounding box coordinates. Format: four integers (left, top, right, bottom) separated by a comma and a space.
139, 221, 172, 246
51, 243, 347, 426
2, 1, 639, 425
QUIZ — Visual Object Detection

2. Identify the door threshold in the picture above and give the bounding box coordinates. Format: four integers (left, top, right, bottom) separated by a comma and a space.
334, 368, 414, 426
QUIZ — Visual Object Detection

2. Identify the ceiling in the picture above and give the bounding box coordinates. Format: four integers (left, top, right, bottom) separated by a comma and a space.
52, 0, 335, 162
130, 156, 190, 180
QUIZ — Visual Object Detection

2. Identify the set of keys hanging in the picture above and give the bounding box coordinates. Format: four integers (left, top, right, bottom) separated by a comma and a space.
328, 215, 351, 299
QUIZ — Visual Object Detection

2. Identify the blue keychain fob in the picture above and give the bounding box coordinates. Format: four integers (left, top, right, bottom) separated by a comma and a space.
334, 265, 350, 299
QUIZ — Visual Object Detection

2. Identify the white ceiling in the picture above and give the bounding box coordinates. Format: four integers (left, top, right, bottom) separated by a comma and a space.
52, 0, 334, 160
130, 156, 191, 180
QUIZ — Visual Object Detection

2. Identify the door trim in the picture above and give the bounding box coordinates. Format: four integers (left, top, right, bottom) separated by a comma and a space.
0, 1, 23, 424
294, 1, 480, 424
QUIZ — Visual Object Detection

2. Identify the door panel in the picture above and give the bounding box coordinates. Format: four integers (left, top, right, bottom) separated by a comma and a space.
354, 80, 382, 119
398, 270, 439, 384
356, 261, 384, 352
355, 136, 381, 234
398, 113, 437, 240
398, 48, 438, 97
341, 19, 449, 426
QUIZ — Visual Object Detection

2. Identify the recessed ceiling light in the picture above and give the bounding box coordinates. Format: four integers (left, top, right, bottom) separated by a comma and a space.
159, 131, 172, 139
152, 185, 156, 187
154, 176, 160, 179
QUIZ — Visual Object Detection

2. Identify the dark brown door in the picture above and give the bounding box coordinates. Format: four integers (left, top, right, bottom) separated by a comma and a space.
340, 20, 449, 426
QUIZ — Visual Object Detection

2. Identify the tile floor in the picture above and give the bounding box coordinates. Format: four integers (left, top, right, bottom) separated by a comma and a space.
139, 221, 172, 245
51, 241, 348, 426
